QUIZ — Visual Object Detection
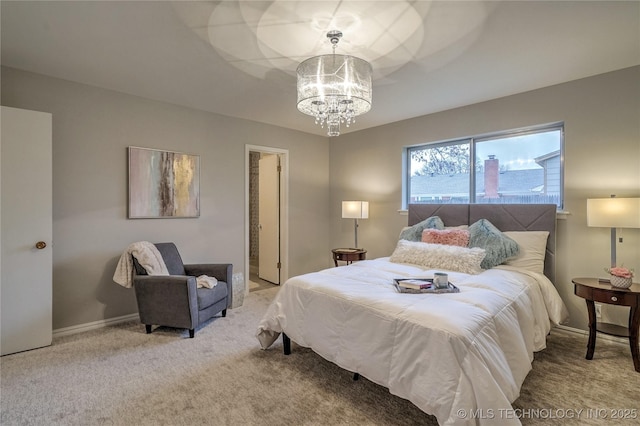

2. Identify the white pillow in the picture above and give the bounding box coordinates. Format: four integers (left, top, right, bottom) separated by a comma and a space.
445, 225, 469, 230
389, 240, 486, 275
502, 231, 549, 274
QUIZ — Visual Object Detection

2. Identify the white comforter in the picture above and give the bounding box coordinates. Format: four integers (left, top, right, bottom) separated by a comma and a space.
256, 258, 568, 426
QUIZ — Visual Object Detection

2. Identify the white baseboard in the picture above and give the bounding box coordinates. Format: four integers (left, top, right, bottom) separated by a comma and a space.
554, 324, 627, 345
53, 313, 139, 338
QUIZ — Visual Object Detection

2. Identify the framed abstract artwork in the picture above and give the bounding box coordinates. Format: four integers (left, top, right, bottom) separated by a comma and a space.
128, 146, 200, 218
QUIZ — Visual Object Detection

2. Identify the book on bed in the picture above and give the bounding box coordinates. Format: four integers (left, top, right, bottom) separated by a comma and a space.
393, 278, 459, 294
394, 278, 433, 289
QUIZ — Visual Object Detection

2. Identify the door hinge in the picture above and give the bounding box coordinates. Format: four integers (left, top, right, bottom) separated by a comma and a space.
277, 165, 282, 172
277, 262, 281, 269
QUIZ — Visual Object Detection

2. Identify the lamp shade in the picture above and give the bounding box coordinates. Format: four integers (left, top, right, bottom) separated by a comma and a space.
296, 30, 373, 137
587, 198, 640, 228
297, 54, 372, 117
342, 201, 369, 219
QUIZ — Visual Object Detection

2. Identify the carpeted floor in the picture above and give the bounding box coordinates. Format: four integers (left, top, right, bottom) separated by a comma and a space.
1, 286, 638, 425
249, 279, 277, 293
249, 271, 279, 293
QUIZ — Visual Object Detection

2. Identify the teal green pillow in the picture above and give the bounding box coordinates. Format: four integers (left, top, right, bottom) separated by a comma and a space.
469, 219, 519, 269
399, 216, 445, 241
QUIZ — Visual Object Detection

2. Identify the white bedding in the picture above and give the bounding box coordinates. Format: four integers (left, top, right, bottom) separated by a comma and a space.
256, 258, 568, 426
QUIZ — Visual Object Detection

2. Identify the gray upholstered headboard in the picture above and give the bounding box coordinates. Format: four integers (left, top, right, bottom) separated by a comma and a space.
408, 204, 557, 284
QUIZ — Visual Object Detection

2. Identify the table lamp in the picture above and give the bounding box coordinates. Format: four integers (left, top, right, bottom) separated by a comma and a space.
342, 201, 369, 249
587, 196, 640, 267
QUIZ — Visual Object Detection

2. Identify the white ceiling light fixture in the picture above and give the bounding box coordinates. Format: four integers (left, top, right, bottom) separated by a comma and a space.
296, 30, 372, 137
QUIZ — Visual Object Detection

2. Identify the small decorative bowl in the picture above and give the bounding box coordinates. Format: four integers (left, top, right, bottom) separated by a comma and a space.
610, 275, 633, 289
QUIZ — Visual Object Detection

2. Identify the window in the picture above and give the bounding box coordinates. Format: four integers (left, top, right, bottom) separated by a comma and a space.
405, 123, 563, 209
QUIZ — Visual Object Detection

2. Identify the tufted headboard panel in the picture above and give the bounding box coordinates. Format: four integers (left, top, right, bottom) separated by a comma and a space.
408, 204, 557, 284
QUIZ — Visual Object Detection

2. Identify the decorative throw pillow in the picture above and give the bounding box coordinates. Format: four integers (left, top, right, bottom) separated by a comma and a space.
399, 216, 445, 242
468, 219, 519, 269
422, 228, 470, 247
502, 231, 549, 274
389, 239, 486, 275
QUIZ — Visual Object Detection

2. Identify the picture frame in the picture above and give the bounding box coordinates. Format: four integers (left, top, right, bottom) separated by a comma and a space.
128, 146, 200, 218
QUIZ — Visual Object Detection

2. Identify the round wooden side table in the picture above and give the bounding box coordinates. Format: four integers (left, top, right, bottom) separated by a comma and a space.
573, 277, 640, 373
331, 248, 366, 267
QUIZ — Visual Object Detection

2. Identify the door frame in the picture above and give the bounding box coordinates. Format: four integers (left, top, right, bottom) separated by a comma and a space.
245, 145, 289, 293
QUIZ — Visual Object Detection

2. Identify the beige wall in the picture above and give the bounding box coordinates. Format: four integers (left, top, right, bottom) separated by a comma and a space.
330, 66, 640, 331
1, 66, 330, 330
3, 65, 639, 333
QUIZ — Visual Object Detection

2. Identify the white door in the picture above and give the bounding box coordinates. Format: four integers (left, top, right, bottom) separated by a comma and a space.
1, 106, 53, 356
258, 154, 280, 284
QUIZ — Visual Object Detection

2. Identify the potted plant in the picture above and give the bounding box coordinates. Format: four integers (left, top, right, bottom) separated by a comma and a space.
604, 266, 634, 289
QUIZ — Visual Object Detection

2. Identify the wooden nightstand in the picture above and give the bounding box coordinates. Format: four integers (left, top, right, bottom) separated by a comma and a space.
573, 277, 640, 372
332, 248, 366, 267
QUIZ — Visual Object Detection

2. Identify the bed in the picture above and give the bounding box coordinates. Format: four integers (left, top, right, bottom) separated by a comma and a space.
256, 204, 568, 425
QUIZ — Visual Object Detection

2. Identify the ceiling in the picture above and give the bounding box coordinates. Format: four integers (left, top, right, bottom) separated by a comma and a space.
2, 1, 639, 137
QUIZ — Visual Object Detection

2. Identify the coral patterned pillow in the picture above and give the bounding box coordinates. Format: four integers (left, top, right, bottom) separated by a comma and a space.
422, 228, 470, 247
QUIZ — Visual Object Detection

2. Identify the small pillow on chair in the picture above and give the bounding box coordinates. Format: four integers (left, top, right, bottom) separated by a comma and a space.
196, 275, 218, 289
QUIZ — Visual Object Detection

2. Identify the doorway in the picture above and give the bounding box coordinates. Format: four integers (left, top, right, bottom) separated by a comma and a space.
245, 145, 289, 293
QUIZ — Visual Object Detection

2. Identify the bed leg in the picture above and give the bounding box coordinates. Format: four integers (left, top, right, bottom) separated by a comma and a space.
283, 333, 291, 355
353, 373, 360, 381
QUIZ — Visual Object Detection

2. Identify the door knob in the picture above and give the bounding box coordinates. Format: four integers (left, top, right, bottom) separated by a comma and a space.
35, 241, 47, 249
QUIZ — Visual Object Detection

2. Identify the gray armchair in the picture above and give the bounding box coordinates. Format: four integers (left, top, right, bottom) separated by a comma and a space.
132, 242, 232, 338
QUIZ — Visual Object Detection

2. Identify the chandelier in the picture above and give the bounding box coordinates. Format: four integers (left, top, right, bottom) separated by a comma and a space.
296, 30, 372, 137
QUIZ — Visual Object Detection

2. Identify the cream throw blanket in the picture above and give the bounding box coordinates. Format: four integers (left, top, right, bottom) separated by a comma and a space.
113, 241, 169, 288
113, 241, 217, 289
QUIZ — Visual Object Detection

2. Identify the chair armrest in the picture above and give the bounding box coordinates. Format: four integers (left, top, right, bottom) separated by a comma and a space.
184, 263, 233, 309
184, 263, 232, 284
133, 275, 198, 329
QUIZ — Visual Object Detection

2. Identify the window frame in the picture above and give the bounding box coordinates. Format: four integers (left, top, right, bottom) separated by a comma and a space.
402, 122, 565, 210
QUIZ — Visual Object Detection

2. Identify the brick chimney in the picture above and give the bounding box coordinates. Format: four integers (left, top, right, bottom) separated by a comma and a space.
484, 155, 499, 198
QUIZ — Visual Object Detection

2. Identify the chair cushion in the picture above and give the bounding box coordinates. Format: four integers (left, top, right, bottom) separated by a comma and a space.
197, 282, 228, 310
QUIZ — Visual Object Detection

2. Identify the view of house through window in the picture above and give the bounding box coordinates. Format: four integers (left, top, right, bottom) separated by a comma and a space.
406, 124, 563, 209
